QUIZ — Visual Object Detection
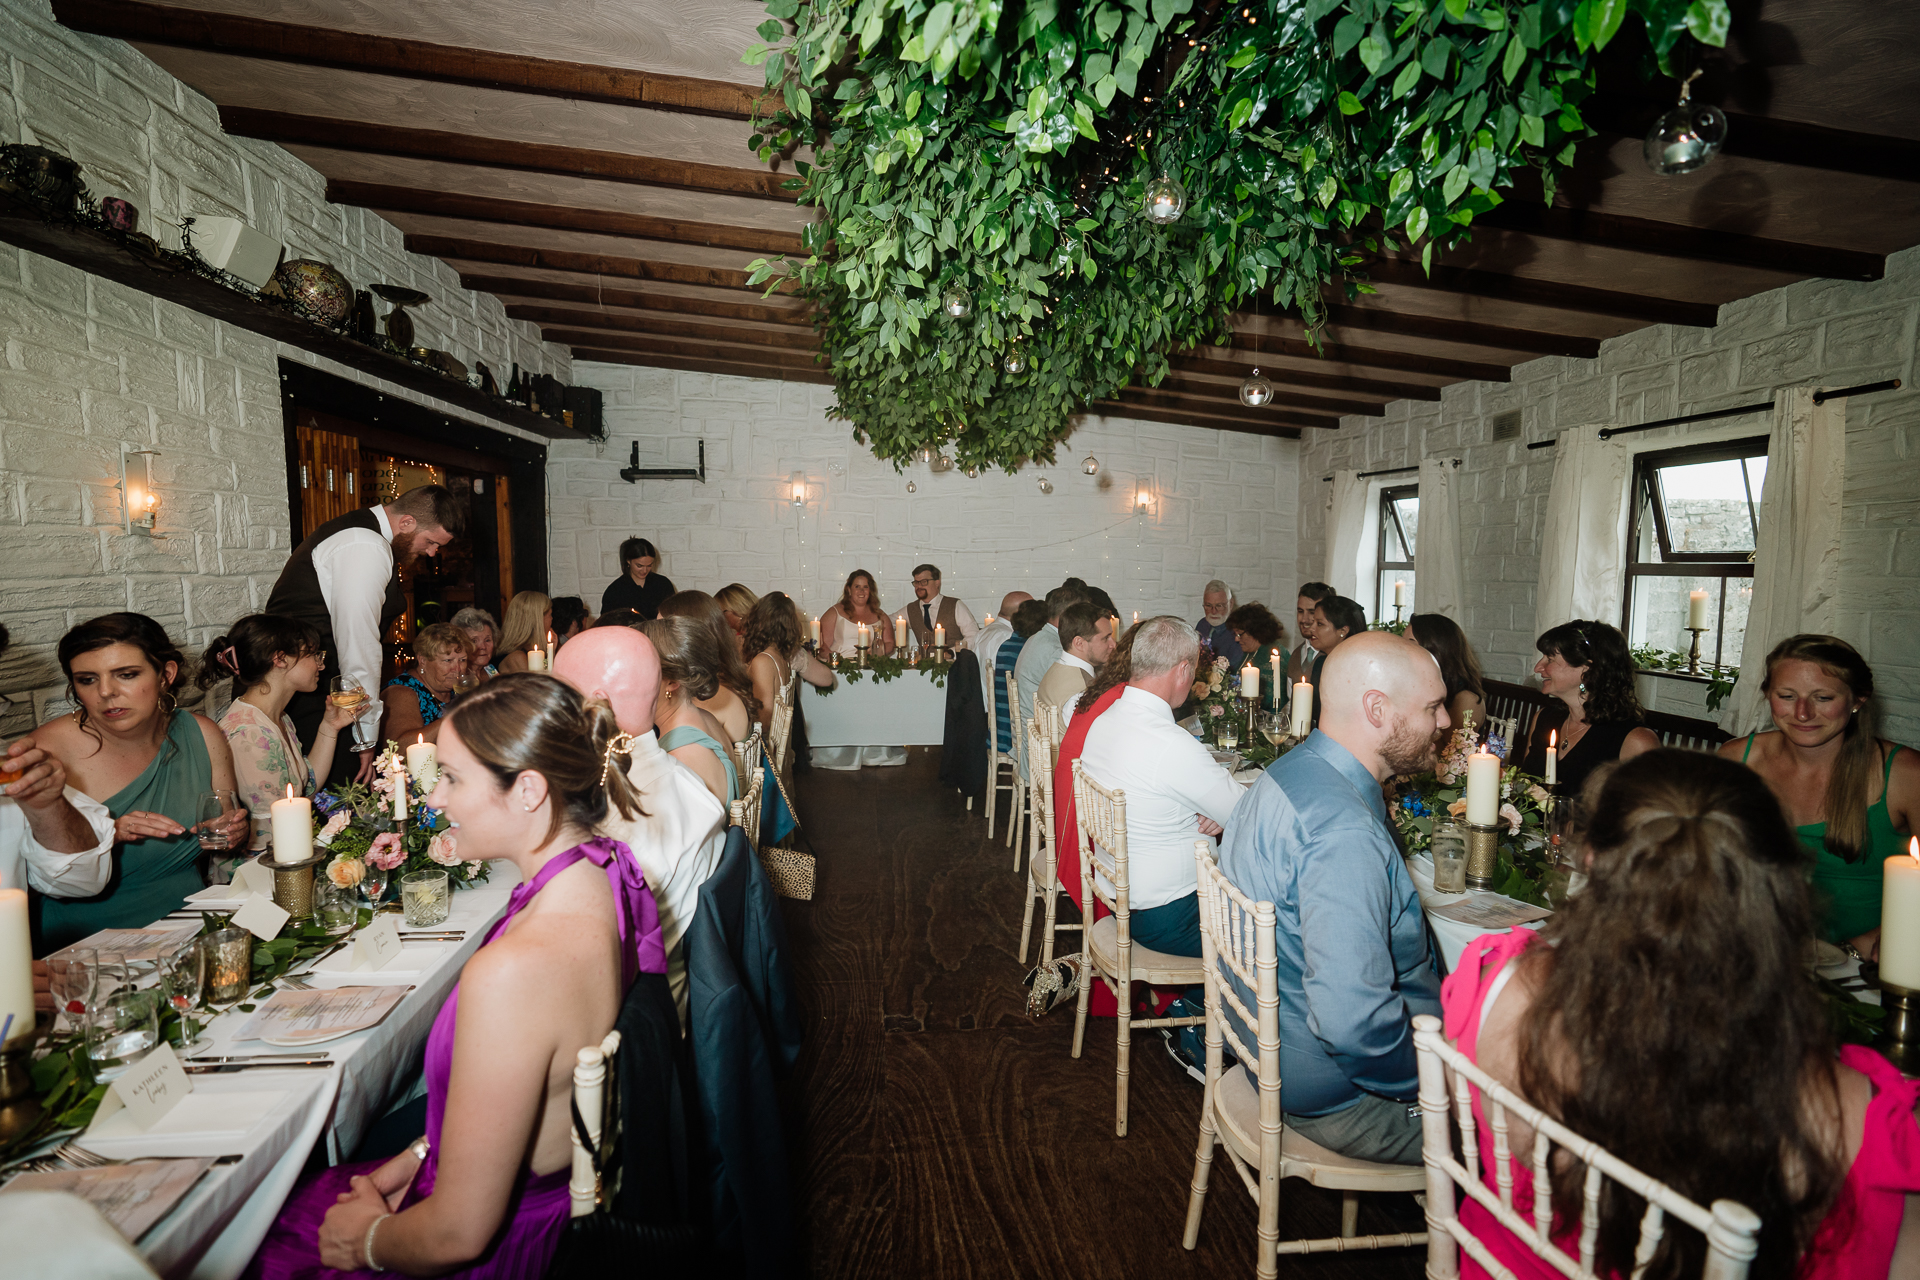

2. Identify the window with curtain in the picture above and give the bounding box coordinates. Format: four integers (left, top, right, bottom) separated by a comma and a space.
1622, 437, 1768, 669
1376, 484, 1418, 620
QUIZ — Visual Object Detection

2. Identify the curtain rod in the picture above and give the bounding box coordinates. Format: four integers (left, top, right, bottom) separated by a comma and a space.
1522, 378, 1902, 450
1320, 457, 1460, 482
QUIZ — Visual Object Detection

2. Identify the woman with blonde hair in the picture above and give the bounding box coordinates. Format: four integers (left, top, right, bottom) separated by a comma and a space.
383, 624, 474, 746
714, 584, 759, 643
1720, 633, 1917, 957
494, 591, 552, 675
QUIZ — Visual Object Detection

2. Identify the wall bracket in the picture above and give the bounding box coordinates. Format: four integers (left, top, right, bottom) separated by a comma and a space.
619, 439, 706, 483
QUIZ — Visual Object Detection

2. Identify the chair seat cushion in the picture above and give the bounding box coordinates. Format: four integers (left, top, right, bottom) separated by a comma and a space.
1214, 1063, 1428, 1192
1087, 914, 1207, 986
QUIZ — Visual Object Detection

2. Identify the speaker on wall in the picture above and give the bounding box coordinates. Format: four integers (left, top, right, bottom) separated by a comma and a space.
565, 385, 604, 441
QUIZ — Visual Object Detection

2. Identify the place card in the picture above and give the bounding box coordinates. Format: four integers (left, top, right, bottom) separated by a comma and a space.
233, 985, 409, 1045
86, 1042, 192, 1134
0, 1157, 217, 1242
230, 892, 291, 941
349, 913, 402, 972
234, 860, 277, 898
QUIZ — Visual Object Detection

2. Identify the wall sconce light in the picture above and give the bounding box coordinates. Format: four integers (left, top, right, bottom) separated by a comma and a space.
121, 446, 162, 535
1134, 486, 1153, 515
788, 471, 806, 507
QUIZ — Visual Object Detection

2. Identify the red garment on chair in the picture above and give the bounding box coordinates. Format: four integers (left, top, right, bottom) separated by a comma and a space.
1051, 683, 1179, 1020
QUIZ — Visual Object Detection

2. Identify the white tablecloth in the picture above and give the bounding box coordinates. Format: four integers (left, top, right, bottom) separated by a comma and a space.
804, 669, 947, 767
1405, 852, 1549, 973
60, 866, 518, 1279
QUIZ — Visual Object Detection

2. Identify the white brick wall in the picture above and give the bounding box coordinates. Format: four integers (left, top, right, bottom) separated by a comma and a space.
0, 2, 568, 732
547, 362, 1301, 631
1296, 246, 1920, 741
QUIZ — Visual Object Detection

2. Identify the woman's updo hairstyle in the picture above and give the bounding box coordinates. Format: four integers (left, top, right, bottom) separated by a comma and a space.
441, 672, 644, 841
637, 615, 723, 703
195, 614, 323, 698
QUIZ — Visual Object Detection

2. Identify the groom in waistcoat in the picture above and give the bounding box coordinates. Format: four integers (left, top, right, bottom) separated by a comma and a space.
905, 563, 980, 651
266, 485, 464, 785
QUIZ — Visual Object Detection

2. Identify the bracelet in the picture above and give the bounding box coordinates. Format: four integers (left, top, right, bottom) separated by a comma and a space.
315, 729, 338, 741
365, 1212, 390, 1272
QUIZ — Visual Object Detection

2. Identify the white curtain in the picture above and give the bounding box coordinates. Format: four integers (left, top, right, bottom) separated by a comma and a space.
1722, 386, 1846, 733
1324, 470, 1369, 602
1414, 459, 1466, 620
1535, 425, 1632, 633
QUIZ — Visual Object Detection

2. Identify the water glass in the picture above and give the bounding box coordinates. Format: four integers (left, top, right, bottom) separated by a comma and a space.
205, 927, 253, 1008
197, 789, 243, 852
316, 880, 359, 935
401, 869, 451, 927
1216, 720, 1240, 751
48, 949, 97, 1036
158, 943, 210, 1052
87, 989, 160, 1081
1430, 822, 1469, 895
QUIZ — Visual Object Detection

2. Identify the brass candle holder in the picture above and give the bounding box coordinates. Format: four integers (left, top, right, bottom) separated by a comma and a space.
255, 851, 327, 920
1463, 822, 1500, 891
1684, 625, 1708, 675
0, 1023, 42, 1144
1875, 978, 1920, 1075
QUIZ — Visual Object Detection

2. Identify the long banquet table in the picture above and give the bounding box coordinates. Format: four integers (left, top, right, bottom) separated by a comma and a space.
804, 667, 947, 768
40, 867, 518, 1279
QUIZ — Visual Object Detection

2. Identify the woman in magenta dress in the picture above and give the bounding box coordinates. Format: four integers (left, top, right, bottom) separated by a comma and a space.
247, 674, 665, 1278
1441, 750, 1920, 1280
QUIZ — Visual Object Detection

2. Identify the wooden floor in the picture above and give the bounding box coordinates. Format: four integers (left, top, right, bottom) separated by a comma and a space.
781, 749, 1428, 1278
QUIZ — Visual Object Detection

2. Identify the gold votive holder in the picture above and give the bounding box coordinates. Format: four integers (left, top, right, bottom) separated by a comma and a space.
1875, 978, 1920, 1075
1463, 822, 1500, 891
206, 926, 253, 1005
256, 851, 326, 921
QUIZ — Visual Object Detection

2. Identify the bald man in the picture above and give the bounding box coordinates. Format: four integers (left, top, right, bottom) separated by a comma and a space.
975, 590, 1033, 710
554, 627, 725, 1026
1217, 632, 1450, 1164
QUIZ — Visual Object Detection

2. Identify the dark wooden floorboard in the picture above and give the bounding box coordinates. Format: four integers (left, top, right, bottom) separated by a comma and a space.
782, 749, 1427, 1278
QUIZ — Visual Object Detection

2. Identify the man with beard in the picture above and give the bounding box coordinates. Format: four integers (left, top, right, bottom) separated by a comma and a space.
267, 485, 463, 784
1217, 631, 1449, 1163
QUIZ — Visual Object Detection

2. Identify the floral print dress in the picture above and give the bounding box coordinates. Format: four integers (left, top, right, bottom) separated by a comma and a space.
218, 700, 315, 859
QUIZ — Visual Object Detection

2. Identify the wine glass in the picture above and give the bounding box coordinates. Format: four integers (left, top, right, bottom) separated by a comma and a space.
360, 862, 390, 911
328, 676, 369, 716
450, 671, 478, 699
196, 789, 243, 852
158, 942, 211, 1052
1257, 709, 1286, 747
48, 949, 97, 1036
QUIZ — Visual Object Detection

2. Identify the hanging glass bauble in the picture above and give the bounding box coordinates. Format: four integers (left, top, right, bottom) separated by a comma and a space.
917, 444, 936, 464
1080, 455, 1099, 475
1004, 348, 1027, 375
940, 285, 972, 318
1644, 101, 1727, 175
1037, 477, 1053, 494
931, 454, 953, 472
906, 480, 917, 493
1239, 367, 1275, 408
965, 465, 980, 478
1143, 172, 1187, 225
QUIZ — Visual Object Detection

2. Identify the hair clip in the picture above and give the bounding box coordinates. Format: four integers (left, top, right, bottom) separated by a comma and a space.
600, 732, 639, 788
218, 645, 242, 674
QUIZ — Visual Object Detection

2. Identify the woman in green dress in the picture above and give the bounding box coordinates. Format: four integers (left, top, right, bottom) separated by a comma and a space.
33, 613, 248, 950
1720, 634, 1918, 958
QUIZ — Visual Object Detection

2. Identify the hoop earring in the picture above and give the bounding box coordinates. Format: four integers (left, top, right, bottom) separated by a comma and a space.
159, 688, 178, 718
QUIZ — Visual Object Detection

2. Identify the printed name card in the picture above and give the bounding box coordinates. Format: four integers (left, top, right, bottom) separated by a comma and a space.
230, 892, 291, 941
234, 860, 277, 899
87, 1042, 191, 1133
350, 913, 402, 971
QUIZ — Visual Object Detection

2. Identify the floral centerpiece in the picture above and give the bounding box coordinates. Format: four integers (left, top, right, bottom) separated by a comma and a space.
313, 741, 488, 891
1385, 717, 1554, 906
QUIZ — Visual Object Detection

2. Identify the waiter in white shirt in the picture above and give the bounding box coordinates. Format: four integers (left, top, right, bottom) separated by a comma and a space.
266, 486, 462, 784
904, 564, 980, 651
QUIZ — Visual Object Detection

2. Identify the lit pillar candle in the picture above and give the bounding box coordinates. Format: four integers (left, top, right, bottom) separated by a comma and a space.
1687, 589, 1710, 629
934, 623, 945, 649
1545, 729, 1558, 787
525, 646, 546, 673
809, 616, 822, 646
1465, 749, 1501, 826
1240, 663, 1259, 700
894, 615, 908, 649
271, 783, 313, 864
857, 622, 869, 649
0, 881, 32, 1047
1289, 679, 1313, 737
406, 733, 437, 787
1879, 839, 1920, 990
1393, 581, 1405, 607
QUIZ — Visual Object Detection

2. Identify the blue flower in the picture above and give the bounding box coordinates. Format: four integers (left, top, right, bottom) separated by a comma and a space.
1400, 794, 1431, 817
312, 791, 345, 815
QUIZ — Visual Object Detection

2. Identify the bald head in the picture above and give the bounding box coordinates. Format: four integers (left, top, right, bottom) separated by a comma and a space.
1318, 631, 1451, 781
998, 590, 1033, 618
552, 626, 662, 737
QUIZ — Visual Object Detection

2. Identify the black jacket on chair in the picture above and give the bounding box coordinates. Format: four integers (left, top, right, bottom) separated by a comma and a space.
938, 648, 989, 800
686, 827, 805, 1276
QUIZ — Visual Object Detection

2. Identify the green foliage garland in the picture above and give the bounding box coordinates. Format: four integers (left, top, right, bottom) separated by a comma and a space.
745, 0, 1728, 471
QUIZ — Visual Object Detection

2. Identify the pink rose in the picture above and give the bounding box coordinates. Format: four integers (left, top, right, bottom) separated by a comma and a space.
1499, 802, 1523, 835
464, 861, 482, 875
367, 832, 407, 871
427, 831, 461, 866
325, 856, 366, 888
1208, 704, 1224, 717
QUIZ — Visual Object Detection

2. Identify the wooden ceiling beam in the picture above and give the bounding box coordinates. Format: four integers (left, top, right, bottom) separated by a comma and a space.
1089, 400, 1303, 440
1474, 201, 1883, 282
219, 107, 797, 201
1360, 259, 1719, 327
1213, 334, 1511, 382
458, 273, 811, 324
543, 330, 825, 371
1107, 388, 1339, 432
326, 181, 807, 255
1166, 353, 1442, 401
571, 348, 836, 386
408, 234, 779, 292
50, 0, 761, 120
1136, 374, 1385, 418
1315, 303, 1602, 359
510, 305, 818, 350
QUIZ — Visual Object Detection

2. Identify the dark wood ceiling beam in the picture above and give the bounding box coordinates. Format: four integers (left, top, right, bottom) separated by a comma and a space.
1137, 374, 1384, 418
1316, 304, 1602, 359
1108, 388, 1339, 431
1212, 334, 1511, 383
326, 181, 807, 255
459, 273, 811, 324
50, 0, 761, 120
1360, 259, 1719, 327
1474, 201, 1883, 282
511, 305, 817, 350
1089, 400, 1303, 440
408, 234, 780, 292
1583, 93, 1920, 184
545, 330, 824, 371
1167, 353, 1442, 401
572, 348, 836, 386
220, 107, 796, 202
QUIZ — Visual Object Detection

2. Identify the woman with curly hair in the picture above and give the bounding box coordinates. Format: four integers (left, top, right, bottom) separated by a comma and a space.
1518, 620, 1657, 794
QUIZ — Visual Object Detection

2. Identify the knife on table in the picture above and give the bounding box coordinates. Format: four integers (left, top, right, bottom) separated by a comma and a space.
186, 1052, 332, 1064
186, 1059, 335, 1074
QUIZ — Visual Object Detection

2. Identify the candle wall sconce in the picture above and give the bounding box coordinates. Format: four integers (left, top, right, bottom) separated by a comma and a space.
1134, 487, 1153, 515
120, 446, 163, 536
788, 471, 807, 507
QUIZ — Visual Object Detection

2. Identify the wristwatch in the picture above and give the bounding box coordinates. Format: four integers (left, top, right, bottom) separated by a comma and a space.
408, 1136, 430, 1162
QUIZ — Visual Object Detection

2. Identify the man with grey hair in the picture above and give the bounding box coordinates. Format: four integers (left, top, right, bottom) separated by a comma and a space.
1078, 615, 1246, 1080
1197, 579, 1243, 666
1217, 631, 1450, 1162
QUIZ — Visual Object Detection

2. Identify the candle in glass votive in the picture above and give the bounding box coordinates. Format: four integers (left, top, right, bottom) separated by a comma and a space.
1545, 729, 1558, 787
1880, 839, 1920, 990
1289, 679, 1313, 737
1240, 663, 1258, 700
1465, 750, 1500, 826
894, 615, 908, 649
406, 734, 437, 786
1687, 590, 1710, 630
271, 783, 312, 864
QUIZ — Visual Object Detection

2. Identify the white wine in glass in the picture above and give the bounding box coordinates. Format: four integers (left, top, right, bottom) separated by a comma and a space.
327, 676, 369, 714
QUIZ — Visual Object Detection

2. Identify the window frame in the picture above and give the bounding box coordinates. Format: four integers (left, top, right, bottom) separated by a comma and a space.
1376, 483, 1417, 620
1620, 436, 1767, 671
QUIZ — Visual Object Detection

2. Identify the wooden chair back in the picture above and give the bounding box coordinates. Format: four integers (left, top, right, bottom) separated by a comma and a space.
767, 690, 795, 775
1642, 708, 1730, 752
1482, 679, 1549, 747
1072, 758, 1129, 924
733, 726, 764, 786
1411, 1014, 1761, 1279
568, 1029, 624, 1218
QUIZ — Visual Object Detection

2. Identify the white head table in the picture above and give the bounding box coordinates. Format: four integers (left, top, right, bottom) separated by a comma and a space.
804, 667, 948, 769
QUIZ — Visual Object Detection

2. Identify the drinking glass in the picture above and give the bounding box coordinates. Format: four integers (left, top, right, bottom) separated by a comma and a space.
1257, 709, 1286, 747
316, 880, 358, 935
401, 869, 451, 927
327, 676, 369, 716
1430, 823, 1469, 895
197, 789, 243, 852
48, 949, 97, 1036
205, 927, 253, 1010
1216, 720, 1240, 751
450, 671, 478, 699
158, 943, 210, 1052
86, 989, 160, 1081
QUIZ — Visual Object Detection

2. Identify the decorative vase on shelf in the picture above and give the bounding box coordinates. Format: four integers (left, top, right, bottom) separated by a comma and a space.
267, 258, 354, 326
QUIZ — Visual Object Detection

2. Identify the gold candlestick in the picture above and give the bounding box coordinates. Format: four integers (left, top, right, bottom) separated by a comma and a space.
256, 851, 326, 920
1463, 822, 1500, 890
0, 1023, 42, 1144
1876, 979, 1920, 1074
1684, 626, 1707, 675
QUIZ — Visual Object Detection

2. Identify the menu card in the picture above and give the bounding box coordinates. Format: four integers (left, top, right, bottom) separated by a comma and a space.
1427, 896, 1553, 930
0, 1157, 216, 1242
232, 986, 409, 1045
47, 923, 201, 965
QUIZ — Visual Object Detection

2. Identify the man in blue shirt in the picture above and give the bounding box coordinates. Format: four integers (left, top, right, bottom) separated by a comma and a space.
1217, 631, 1451, 1164
1195, 579, 1244, 667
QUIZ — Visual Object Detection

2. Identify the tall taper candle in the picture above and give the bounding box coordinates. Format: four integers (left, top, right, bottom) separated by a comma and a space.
1393, 581, 1405, 607
1465, 749, 1501, 826
809, 616, 822, 646
1880, 839, 1920, 990
1545, 729, 1558, 787
391, 761, 408, 822
894, 615, 908, 649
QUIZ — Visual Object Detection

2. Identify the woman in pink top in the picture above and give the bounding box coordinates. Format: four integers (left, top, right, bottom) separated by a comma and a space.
1442, 750, 1919, 1280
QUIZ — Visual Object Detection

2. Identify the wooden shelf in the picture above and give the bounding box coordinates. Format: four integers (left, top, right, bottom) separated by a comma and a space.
0, 188, 585, 441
